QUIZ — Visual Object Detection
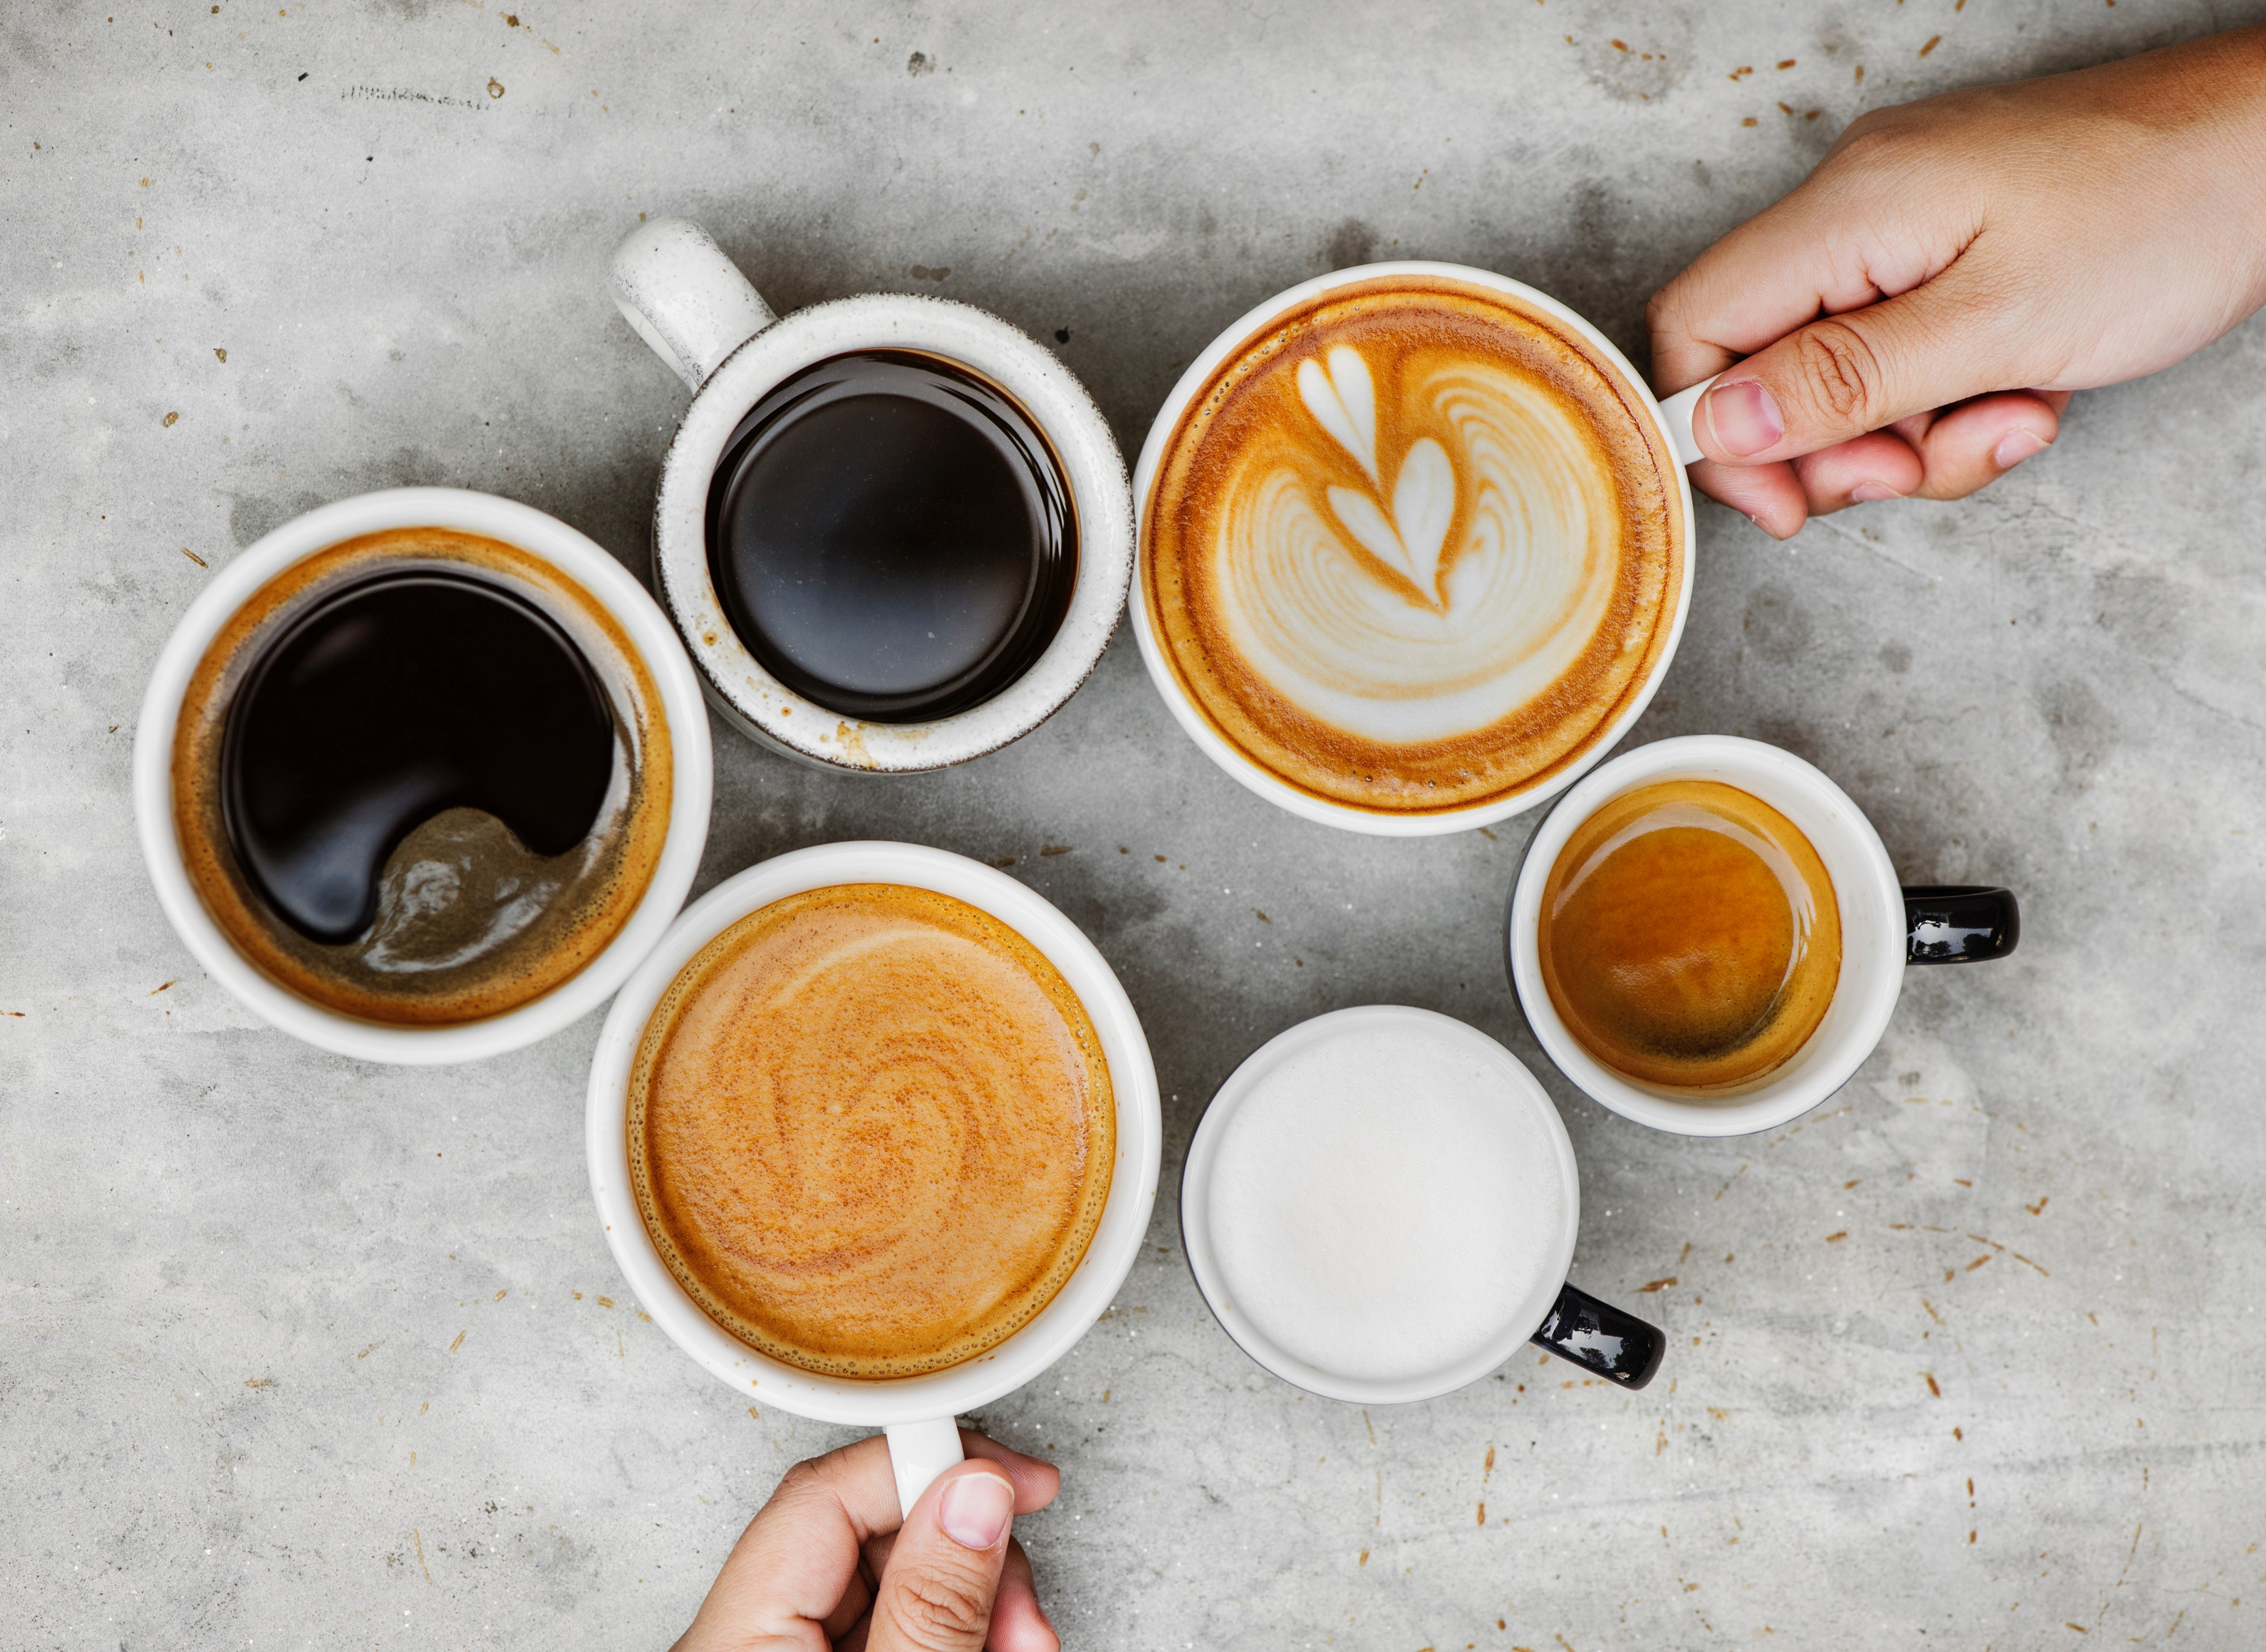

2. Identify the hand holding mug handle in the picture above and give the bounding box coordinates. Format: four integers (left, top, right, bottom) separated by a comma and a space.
884, 1417, 968, 1518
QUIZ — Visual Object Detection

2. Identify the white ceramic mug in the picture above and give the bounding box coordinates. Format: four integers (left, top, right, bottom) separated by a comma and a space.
583, 840, 1163, 1515
1507, 735, 2020, 1137
133, 487, 714, 1066
1129, 261, 1716, 837
610, 218, 1135, 774
1179, 1004, 1664, 1404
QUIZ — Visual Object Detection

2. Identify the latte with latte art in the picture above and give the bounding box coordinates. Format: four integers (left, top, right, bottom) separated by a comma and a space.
1143, 276, 1683, 813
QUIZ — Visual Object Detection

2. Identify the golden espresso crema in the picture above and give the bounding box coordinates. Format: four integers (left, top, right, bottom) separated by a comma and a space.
1143, 277, 1683, 813
628, 884, 1115, 1380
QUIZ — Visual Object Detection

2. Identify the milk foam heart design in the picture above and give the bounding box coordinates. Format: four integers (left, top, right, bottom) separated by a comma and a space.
1301, 348, 1457, 606
1138, 273, 1686, 819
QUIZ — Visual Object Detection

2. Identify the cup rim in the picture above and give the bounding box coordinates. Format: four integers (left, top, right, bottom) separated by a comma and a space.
1127, 259, 1697, 837
1178, 1004, 1581, 1405
651, 293, 1134, 774
582, 840, 1164, 1427
130, 487, 714, 1066
1506, 735, 1907, 1137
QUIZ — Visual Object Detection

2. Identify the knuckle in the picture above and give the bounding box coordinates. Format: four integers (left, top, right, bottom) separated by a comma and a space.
1790, 320, 1882, 423
887, 1567, 994, 1650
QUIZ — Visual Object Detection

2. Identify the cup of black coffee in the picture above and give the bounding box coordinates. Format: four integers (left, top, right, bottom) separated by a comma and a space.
134, 488, 714, 1063
610, 218, 1133, 772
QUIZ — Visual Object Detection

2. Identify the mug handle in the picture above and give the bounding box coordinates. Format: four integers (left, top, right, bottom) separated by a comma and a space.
1531, 1282, 1666, 1390
1654, 373, 1719, 467
883, 1417, 966, 1518
1903, 885, 2021, 965
609, 217, 779, 392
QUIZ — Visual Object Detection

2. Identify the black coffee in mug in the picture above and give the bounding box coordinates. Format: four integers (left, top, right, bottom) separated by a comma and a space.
173, 529, 674, 1026
704, 350, 1077, 722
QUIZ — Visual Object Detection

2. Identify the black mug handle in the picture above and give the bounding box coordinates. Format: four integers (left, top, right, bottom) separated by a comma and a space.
1903, 885, 2020, 965
1531, 1282, 1666, 1390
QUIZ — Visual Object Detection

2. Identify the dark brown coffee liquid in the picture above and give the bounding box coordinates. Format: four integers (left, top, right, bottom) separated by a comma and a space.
1537, 780, 1841, 1089
705, 350, 1075, 723
220, 570, 615, 943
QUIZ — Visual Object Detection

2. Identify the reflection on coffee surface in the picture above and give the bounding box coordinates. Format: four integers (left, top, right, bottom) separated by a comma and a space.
628, 884, 1114, 1380
1539, 780, 1841, 1088
1144, 276, 1681, 812
172, 529, 672, 1025
706, 351, 1076, 723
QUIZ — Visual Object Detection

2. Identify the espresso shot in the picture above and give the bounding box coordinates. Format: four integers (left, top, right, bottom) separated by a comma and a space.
702, 350, 1077, 723
1536, 779, 1842, 1089
171, 529, 675, 1026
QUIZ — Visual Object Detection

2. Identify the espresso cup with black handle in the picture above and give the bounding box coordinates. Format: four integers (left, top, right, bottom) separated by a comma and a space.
1507, 735, 2019, 1136
611, 219, 1134, 774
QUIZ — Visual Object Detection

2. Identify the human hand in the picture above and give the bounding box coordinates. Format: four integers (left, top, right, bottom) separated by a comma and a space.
1647, 25, 2266, 538
672, 1430, 1061, 1652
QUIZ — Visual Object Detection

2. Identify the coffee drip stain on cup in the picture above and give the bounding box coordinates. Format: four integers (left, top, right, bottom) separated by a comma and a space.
1143, 275, 1680, 814
172, 529, 675, 1026
1537, 779, 1841, 1089
705, 350, 1076, 723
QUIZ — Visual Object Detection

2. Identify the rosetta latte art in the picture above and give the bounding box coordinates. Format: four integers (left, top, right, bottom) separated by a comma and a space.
1220, 343, 1620, 745
1144, 278, 1682, 812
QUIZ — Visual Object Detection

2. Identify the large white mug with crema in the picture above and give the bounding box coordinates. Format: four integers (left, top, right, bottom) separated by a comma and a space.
586, 842, 1162, 1515
1131, 262, 1719, 834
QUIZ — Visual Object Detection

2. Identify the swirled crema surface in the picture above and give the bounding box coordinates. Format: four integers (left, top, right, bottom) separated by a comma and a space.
628, 885, 1115, 1379
1144, 278, 1683, 812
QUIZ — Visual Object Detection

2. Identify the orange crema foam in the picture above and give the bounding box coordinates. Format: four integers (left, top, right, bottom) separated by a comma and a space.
628, 884, 1115, 1380
1144, 278, 1682, 812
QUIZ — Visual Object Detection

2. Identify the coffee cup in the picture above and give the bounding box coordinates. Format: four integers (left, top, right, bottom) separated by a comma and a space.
1130, 261, 1723, 837
1506, 735, 2020, 1136
583, 840, 1162, 1515
133, 487, 714, 1065
610, 219, 1134, 774
1179, 1005, 1664, 1403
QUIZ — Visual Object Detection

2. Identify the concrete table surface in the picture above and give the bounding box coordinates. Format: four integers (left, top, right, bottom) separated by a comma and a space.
7, 3, 2264, 1647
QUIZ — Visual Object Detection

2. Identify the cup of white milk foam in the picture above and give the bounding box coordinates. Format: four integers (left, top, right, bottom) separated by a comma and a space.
1179, 1005, 1662, 1402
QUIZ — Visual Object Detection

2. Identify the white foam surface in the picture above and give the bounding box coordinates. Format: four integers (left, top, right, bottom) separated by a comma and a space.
1203, 1020, 1566, 1385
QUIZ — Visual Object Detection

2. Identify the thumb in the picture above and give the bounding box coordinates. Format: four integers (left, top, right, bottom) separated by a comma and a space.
1690, 258, 2023, 465
865, 1462, 1019, 1652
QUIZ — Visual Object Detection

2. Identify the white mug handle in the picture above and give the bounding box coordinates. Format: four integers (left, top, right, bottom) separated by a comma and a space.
883, 1417, 965, 1518
610, 217, 778, 392
1655, 373, 1720, 468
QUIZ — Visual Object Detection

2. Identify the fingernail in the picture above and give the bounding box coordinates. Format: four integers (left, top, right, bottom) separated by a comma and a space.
1849, 480, 1902, 503
939, 1474, 1015, 1551
1702, 379, 1784, 458
1993, 429, 2049, 470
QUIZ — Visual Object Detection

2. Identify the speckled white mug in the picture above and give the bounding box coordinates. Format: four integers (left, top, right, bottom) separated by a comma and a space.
610, 218, 1134, 774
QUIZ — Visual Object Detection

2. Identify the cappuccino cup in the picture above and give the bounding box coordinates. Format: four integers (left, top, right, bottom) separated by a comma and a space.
1180, 1005, 1664, 1403
1132, 262, 1719, 836
133, 488, 713, 1065
1507, 735, 2020, 1136
611, 219, 1134, 774
585, 841, 1162, 1515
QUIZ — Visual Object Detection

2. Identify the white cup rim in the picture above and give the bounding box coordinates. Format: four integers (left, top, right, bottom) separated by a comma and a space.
1179, 1004, 1580, 1405
1128, 260, 1697, 837
130, 487, 714, 1066
583, 841, 1164, 1427
1507, 735, 1907, 1137
652, 293, 1134, 774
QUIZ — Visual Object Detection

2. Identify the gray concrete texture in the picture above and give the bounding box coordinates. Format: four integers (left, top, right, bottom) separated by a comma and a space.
6, 1, 2264, 1646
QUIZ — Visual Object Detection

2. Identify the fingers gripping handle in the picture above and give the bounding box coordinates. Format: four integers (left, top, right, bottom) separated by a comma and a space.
884, 1418, 965, 1519
1655, 374, 1719, 467
609, 218, 778, 392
